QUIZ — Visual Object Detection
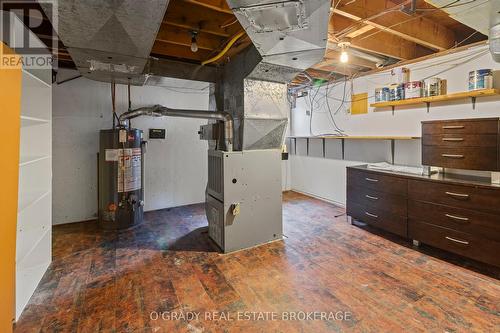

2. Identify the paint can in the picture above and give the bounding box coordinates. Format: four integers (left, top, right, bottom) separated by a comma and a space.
468, 69, 493, 90
375, 88, 383, 102
404, 81, 423, 99
424, 78, 441, 97
389, 84, 405, 101
382, 87, 390, 101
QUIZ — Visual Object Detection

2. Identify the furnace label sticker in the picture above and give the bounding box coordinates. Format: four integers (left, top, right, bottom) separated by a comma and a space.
118, 148, 142, 192
105, 149, 119, 162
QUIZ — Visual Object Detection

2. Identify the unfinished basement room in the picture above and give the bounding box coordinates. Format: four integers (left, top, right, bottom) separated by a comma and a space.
1, 0, 500, 332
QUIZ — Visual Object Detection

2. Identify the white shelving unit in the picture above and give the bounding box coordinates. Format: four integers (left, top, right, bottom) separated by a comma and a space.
16, 65, 52, 319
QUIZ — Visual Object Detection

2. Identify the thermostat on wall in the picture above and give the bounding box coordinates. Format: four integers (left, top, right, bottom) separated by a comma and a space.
149, 128, 166, 139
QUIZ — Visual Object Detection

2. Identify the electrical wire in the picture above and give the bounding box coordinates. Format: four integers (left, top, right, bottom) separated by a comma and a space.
201, 31, 246, 65
332, 0, 412, 40
355, 0, 487, 44
300, 44, 489, 137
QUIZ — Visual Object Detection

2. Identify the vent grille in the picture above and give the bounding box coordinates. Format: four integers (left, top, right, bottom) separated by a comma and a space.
208, 154, 223, 195
208, 205, 224, 249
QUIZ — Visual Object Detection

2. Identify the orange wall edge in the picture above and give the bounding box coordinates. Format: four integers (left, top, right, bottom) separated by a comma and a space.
0, 42, 22, 333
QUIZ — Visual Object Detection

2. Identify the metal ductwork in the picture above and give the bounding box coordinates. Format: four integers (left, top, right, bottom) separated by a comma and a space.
213, 0, 330, 151
119, 105, 234, 151
227, 0, 330, 74
42, 0, 170, 85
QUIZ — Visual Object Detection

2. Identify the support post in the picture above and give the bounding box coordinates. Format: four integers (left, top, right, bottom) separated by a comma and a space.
391, 139, 395, 165
322, 138, 325, 158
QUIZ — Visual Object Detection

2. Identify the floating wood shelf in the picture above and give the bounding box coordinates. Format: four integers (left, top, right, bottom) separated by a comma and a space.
371, 89, 499, 113
288, 136, 420, 163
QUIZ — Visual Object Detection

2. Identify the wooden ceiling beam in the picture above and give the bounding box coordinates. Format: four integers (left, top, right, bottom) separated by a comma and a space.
345, 24, 375, 39
322, 49, 377, 69
152, 41, 214, 63
330, 15, 431, 60
162, 22, 229, 38
309, 64, 353, 77
181, 0, 233, 14
163, 1, 242, 38
156, 25, 224, 51
306, 68, 346, 81
334, 0, 456, 51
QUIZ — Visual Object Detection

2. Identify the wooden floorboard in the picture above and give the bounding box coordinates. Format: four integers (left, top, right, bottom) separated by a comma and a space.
14, 191, 500, 332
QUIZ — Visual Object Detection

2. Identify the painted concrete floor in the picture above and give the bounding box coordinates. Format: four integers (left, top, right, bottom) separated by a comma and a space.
14, 191, 500, 332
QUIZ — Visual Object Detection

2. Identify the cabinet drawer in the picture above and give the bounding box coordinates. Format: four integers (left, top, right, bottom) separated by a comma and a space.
347, 168, 407, 196
408, 200, 500, 242
347, 202, 407, 238
422, 119, 499, 135
422, 146, 498, 171
422, 134, 498, 148
408, 219, 500, 267
408, 180, 500, 215
347, 185, 407, 217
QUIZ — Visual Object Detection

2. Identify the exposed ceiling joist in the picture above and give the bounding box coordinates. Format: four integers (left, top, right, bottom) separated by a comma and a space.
310, 58, 360, 76
322, 50, 377, 69
162, 21, 229, 38
306, 68, 346, 81
181, 0, 233, 14
330, 15, 431, 60
156, 25, 223, 50
152, 41, 214, 62
163, 1, 241, 37
334, 0, 456, 51
345, 24, 375, 38
148, 57, 217, 82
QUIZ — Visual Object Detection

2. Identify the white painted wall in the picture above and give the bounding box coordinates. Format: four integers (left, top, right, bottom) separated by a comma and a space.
53, 73, 211, 225
290, 45, 500, 205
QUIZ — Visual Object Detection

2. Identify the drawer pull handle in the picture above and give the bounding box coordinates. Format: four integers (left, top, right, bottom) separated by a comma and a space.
442, 138, 464, 142
445, 191, 470, 199
442, 125, 464, 129
365, 212, 378, 218
442, 154, 464, 158
445, 213, 469, 222
365, 195, 379, 200
365, 178, 379, 182
445, 236, 469, 245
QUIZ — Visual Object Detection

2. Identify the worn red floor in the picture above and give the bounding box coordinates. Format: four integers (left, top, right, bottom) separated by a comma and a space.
14, 191, 500, 332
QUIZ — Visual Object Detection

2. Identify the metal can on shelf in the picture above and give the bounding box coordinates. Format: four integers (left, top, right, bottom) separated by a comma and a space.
375, 88, 383, 102
468, 69, 493, 90
404, 81, 423, 99
389, 83, 404, 101
381, 87, 390, 101
424, 77, 441, 97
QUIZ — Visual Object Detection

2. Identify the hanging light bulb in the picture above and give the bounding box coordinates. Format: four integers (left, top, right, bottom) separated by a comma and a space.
338, 39, 351, 64
191, 31, 198, 53
340, 50, 348, 63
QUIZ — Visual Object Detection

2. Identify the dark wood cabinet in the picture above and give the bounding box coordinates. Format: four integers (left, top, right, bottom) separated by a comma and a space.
421, 118, 500, 171
408, 219, 500, 266
347, 165, 500, 267
346, 168, 408, 238
347, 117, 500, 267
422, 118, 499, 135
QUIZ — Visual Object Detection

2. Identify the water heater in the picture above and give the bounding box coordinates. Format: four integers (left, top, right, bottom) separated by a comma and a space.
98, 128, 144, 229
